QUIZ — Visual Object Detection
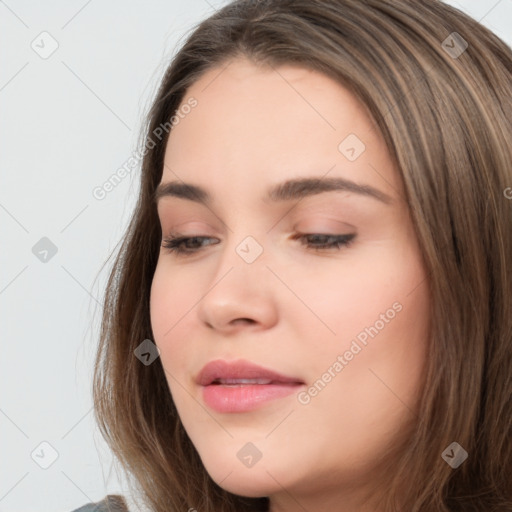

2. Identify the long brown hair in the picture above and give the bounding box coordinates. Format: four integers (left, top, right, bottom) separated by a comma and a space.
92, 1, 512, 510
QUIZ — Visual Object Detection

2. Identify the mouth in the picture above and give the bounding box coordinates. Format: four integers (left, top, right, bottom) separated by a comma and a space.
197, 359, 305, 413
210, 378, 283, 386
197, 359, 304, 386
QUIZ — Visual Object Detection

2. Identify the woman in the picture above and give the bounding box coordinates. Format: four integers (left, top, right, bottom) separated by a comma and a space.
76, 0, 512, 510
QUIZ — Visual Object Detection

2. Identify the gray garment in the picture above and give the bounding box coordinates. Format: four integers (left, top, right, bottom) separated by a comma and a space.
71, 495, 129, 512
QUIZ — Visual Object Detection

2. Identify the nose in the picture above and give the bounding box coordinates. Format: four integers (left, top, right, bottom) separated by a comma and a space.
196, 241, 279, 335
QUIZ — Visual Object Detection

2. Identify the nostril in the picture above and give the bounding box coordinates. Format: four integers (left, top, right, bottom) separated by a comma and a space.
232, 318, 255, 325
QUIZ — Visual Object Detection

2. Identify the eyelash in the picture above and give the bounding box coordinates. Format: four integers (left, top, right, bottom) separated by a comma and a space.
161, 233, 356, 256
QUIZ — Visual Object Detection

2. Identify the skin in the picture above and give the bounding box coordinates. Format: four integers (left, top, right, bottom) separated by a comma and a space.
149, 57, 430, 512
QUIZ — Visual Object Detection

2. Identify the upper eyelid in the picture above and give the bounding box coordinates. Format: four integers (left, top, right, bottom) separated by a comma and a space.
155, 190, 387, 223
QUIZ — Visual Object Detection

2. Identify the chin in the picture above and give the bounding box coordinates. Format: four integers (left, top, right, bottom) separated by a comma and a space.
201, 457, 279, 497
211, 472, 274, 498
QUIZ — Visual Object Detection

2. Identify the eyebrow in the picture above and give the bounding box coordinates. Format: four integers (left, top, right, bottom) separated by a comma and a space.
153, 176, 393, 206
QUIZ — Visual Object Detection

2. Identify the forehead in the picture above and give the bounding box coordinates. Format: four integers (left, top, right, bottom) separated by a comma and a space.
162, 57, 401, 202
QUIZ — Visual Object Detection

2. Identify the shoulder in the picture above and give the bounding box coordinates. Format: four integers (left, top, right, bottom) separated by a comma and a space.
70, 495, 130, 512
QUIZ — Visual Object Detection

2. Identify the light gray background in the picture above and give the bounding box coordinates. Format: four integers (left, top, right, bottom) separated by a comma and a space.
1, 1, 510, 511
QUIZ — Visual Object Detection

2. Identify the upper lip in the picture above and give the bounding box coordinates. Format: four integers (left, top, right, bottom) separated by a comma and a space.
197, 359, 304, 386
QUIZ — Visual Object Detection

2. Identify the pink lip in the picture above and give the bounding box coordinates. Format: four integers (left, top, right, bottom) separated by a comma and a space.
197, 359, 304, 413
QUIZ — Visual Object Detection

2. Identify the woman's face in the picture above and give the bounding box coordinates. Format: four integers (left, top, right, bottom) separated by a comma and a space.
150, 57, 430, 510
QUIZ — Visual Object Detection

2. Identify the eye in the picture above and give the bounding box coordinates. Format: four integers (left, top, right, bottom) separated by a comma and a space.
161, 235, 219, 255
161, 233, 356, 256
292, 233, 356, 251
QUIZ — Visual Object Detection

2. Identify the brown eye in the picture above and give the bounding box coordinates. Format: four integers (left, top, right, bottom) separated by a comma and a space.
292, 233, 356, 251
161, 236, 219, 255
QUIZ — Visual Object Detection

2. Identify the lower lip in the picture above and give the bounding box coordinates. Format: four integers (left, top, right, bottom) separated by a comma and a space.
202, 383, 302, 413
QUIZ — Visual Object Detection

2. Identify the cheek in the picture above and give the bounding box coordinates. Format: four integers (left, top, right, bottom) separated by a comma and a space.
294, 275, 429, 470
312, 250, 430, 418
149, 264, 198, 369
307, 240, 430, 395
290, 242, 428, 344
